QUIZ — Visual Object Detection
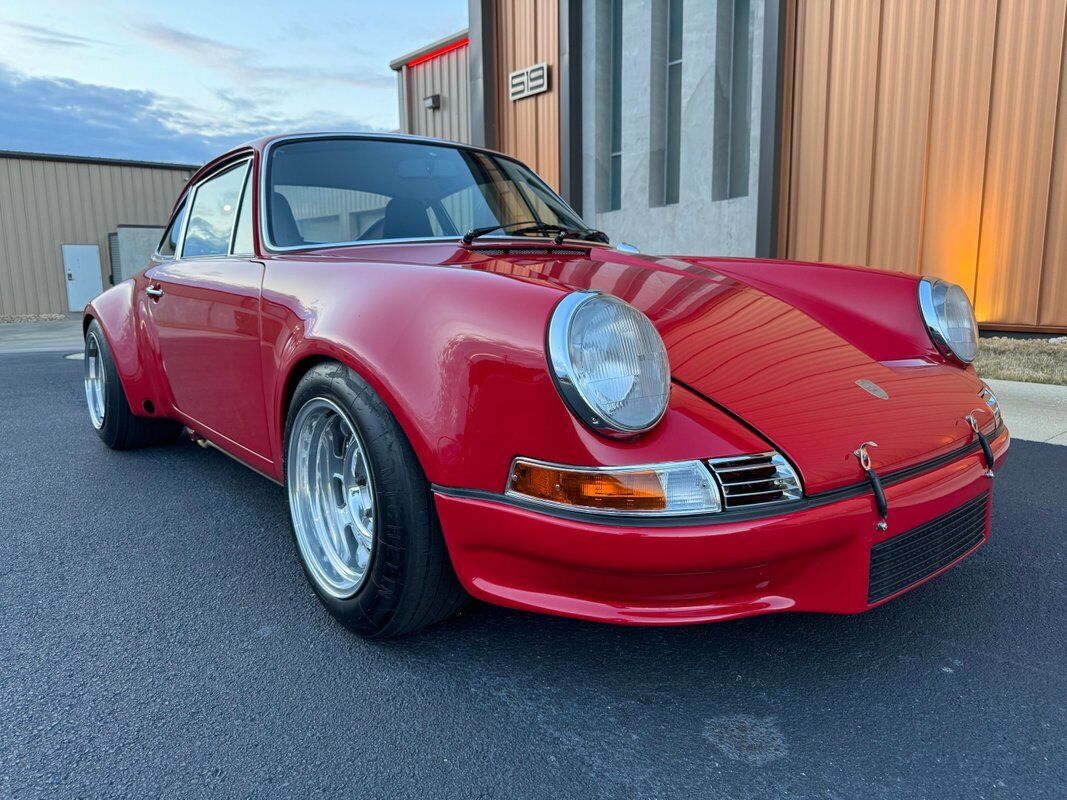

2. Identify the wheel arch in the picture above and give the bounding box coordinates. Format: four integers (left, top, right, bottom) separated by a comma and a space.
275, 343, 438, 483
81, 282, 164, 419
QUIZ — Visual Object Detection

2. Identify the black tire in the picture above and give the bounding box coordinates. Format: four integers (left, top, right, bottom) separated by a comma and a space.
284, 362, 468, 638
85, 319, 182, 450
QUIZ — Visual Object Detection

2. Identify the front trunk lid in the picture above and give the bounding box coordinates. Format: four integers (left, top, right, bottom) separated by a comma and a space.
461, 247, 985, 494
641, 268, 983, 493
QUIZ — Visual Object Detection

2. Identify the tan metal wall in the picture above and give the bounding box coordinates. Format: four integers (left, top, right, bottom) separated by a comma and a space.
781, 0, 1067, 331
397, 44, 471, 143
0, 154, 193, 317
493, 0, 561, 189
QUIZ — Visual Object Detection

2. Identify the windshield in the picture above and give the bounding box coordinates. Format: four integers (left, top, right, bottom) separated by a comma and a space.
265, 137, 590, 248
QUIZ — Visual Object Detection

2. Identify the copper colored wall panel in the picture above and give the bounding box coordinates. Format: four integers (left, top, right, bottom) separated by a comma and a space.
819, 0, 881, 266
867, 0, 936, 274
786, 0, 834, 260
1039, 21, 1067, 327
917, 0, 997, 291
493, 0, 561, 189
974, 0, 1066, 324
784, 0, 1067, 330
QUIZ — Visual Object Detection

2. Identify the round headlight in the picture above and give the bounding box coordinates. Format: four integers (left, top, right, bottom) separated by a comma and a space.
548, 291, 670, 435
918, 278, 979, 364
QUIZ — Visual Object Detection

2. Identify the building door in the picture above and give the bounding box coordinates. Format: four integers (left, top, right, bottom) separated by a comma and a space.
61, 244, 103, 312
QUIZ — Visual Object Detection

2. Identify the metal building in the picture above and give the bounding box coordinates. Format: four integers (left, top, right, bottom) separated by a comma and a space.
0, 151, 195, 318
391, 0, 1067, 332
391, 31, 472, 145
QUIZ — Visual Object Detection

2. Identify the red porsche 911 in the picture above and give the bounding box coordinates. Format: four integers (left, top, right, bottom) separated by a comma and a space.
83, 133, 1008, 637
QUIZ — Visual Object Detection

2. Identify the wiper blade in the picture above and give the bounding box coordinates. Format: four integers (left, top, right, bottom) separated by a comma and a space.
462, 220, 541, 244
462, 220, 609, 245
551, 227, 610, 245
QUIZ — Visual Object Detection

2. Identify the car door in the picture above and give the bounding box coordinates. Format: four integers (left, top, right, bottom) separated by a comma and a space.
143, 157, 272, 465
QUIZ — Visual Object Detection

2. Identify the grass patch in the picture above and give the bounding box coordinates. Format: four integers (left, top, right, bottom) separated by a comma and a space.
975, 336, 1067, 386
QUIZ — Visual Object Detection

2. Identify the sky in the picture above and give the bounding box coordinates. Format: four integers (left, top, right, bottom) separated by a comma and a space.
0, 0, 467, 166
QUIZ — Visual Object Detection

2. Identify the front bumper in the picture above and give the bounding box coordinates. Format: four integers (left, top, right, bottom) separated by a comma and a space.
433, 428, 1010, 625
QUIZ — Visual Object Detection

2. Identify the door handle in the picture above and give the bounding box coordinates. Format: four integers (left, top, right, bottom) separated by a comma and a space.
146, 285, 164, 299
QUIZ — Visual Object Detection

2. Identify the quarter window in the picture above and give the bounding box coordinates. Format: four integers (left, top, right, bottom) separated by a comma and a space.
182, 162, 248, 258
231, 167, 255, 255
157, 197, 187, 258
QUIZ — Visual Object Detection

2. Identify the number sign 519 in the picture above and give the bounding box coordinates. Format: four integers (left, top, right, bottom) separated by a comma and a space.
509, 63, 549, 101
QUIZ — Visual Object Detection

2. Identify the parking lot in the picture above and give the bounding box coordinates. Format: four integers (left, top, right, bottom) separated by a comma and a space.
1, 351, 1064, 799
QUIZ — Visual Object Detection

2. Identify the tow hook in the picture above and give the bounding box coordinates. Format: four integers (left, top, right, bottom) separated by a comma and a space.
967, 412, 996, 478
854, 441, 888, 531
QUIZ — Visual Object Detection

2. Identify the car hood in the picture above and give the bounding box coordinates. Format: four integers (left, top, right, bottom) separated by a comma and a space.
460, 245, 987, 493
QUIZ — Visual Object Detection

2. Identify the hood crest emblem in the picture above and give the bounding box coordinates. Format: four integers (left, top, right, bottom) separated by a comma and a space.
856, 379, 889, 400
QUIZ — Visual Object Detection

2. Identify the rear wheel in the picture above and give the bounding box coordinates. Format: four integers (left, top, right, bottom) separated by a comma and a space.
84, 319, 182, 449
284, 362, 467, 637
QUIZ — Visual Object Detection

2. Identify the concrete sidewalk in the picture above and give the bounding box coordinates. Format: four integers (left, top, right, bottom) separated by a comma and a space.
0, 320, 83, 354
985, 378, 1067, 445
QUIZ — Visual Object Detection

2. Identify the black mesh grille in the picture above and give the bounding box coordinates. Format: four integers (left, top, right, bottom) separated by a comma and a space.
868, 492, 989, 604
474, 247, 588, 256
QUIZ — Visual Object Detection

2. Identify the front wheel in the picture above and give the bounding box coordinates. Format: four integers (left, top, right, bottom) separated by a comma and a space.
284, 362, 467, 638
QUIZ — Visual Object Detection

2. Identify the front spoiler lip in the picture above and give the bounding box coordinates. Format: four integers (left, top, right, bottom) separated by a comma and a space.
432, 423, 1007, 528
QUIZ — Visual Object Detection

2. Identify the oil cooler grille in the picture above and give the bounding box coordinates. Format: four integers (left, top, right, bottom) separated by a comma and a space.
706, 452, 803, 509
868, 491, 989, 604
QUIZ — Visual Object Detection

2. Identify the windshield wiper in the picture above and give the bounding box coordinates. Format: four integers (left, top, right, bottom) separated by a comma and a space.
551, 227, 610, 245
462, 220, 609, 245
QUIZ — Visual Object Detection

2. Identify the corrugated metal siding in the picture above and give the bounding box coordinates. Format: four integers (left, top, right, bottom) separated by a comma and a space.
0, 156, 192, 316
400, 44, 471, 143
783, 0, 1067, 330
494, 0, 561, 189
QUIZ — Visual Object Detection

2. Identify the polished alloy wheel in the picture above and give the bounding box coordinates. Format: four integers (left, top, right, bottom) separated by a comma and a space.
84, 332, 106, 430
287, 397, 377, 598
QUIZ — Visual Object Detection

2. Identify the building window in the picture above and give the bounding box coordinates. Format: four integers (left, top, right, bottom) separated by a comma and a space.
664, 0, 683, 205
650, 0, 683, 207
608, 0, 623, 211
713, 0, 752, 200
597, 0, 624, 213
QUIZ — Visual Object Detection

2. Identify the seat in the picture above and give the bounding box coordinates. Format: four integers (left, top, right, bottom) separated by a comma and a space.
271, 192, 305, 247
381, 198, 433, 239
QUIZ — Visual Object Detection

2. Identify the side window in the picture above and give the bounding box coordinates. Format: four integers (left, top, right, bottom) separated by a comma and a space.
231, 167, 255, 255
182, 162, 247, 258
157, 197, 188, 258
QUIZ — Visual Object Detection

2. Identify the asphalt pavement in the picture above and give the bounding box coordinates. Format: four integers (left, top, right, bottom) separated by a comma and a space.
1, 352, 1064, 800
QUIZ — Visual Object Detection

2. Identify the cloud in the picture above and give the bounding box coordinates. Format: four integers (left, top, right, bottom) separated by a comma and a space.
128, 22, 393, 90
0, 64, 388, 164
130, 22, 252, 62
3, 21, 111, 49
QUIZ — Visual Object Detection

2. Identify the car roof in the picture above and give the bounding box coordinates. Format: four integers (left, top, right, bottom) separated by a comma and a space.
184, 131, 516, 192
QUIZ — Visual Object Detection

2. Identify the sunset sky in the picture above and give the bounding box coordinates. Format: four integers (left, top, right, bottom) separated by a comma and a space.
0, 0, 467, 164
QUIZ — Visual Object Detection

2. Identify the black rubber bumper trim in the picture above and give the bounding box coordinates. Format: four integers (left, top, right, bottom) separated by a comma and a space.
431, 424, 1005, 529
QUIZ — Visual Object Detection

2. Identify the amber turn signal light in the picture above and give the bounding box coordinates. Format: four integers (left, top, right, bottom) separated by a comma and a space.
505, 458, 721, 516
509, 461, 666, 512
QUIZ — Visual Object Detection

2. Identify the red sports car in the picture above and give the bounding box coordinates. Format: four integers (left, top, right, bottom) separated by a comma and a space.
83, 133, 1009, 637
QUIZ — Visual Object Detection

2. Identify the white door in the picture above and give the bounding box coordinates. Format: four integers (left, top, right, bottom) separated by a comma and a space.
62, 244, 103, 312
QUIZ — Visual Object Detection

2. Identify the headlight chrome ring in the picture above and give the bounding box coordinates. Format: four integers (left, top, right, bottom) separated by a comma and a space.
548, 291, 671, 436
918, 278, 979, 364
